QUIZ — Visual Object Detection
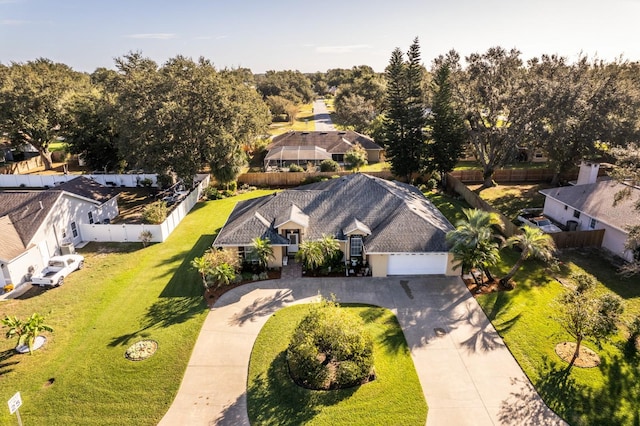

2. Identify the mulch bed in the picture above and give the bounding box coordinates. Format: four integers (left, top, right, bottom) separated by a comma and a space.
205, 269, 281, 307
555, 342, 600, 368
463, 277, 514, 297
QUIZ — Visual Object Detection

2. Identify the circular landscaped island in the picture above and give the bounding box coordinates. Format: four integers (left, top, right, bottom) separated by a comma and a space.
247, 299, 427, 425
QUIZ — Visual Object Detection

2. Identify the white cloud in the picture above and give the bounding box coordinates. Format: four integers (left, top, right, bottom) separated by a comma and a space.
315, 44, 372, 54
125, 33, 177, 40
1, 19, 27, 25
215, 35, 228, 40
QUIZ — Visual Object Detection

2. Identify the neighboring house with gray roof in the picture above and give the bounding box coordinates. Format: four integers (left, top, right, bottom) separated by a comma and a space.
264, 130, 384, 169
214, 173, 457, 277
540, 163, 640, 262
0, 177, 118, 287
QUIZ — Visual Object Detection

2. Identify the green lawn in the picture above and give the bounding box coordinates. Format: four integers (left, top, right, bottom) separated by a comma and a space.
48, 141, 67, 152
0, 190, 275, 425
427, 190, 640, 425
359, 161, 390, 172
468, 183, 553, 220
248, 304, 427, 426
268, 103, 315, 136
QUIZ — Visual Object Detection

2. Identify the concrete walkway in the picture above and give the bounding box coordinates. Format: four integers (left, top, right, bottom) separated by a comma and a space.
159, 276, 565, 426
313, 99, 335, 131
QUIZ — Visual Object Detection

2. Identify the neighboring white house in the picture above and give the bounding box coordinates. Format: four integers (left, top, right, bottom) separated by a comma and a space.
540, 162, 640, 262
0, 177, 118, 286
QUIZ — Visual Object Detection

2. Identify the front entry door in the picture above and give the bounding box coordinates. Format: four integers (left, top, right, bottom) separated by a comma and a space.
287, 231, 299, 253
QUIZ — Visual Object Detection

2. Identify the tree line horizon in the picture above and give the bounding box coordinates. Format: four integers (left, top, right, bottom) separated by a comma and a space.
1, 40, 639, 189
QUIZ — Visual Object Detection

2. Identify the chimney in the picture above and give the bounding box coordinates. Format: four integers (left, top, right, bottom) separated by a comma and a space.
576, 161, 599, 185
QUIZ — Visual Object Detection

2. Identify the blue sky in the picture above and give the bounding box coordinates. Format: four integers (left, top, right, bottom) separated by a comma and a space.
2, 0, 640, 73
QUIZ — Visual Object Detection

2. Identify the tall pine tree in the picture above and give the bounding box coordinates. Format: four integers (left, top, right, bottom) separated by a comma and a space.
383, 38, 428, 183
427, 63, 466, 187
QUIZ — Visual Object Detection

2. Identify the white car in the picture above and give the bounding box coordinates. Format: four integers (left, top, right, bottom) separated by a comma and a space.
31, 255, 85, 287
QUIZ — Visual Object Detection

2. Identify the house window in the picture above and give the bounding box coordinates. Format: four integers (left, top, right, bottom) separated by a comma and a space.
573, 210, 581, 219
242, 246, 258, 263
88, 211, 94, 224
332, 154, 344, 163
564, 205, 568, 210
350, 236, 363, 257
71, 222, 78, 238
589, 218, 596, 229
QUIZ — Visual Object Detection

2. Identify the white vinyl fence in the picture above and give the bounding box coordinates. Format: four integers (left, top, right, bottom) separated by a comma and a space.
0, 173, 158, 188
79, 174, 210, 243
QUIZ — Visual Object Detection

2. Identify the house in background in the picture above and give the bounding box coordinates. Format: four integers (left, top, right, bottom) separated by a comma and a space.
0, 177, 118, 286
264, 131, 384, 169
214, 173, 456, 277
540, 162, 640, 262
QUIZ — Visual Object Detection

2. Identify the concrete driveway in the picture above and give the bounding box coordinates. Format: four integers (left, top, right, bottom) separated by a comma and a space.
159, 276, 565, 425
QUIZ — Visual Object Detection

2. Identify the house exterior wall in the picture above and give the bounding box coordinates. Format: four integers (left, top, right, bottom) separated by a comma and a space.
270, 248, 284, 268
445, 253, 457, 276
543, 197, 631, 261
368, 254, 388, 277
5, 245, 44, 285
366, 150, 382, 163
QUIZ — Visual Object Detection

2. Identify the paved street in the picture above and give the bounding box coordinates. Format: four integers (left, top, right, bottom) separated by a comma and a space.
313, 99, 335, 131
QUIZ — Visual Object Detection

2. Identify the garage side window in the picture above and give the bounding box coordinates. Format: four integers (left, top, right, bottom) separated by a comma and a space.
71, 222, 78, 238
350, 236, 363, 257
88, 211, 94, 224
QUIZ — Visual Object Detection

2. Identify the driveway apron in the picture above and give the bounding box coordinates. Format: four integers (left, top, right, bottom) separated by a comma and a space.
159, 277, 566, 426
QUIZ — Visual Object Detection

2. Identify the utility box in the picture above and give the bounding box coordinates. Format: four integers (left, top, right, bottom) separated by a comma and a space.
60, 243, 76, 255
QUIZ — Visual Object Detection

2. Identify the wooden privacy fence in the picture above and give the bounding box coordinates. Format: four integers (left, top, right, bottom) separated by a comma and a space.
449, 168, 563, 183
549, 229, 605, 250
0, 156, 43, 174
445, 173, 520, 237
238, 170, 394, 187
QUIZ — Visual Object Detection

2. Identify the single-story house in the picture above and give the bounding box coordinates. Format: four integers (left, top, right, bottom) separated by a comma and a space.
0, 177, 118, 286
264, 130, 384, 169
540, 162, 640, 262
213, 173, 457, 277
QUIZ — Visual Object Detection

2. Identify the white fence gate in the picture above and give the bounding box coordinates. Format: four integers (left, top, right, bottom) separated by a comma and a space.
0, 173, 158, 188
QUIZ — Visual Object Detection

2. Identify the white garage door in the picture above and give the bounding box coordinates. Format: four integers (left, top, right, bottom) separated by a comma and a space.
387, 253, 446, 275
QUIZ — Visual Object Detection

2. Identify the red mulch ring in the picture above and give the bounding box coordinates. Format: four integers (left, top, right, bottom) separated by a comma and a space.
205, 269, 281, 307
464, 277, 514, 297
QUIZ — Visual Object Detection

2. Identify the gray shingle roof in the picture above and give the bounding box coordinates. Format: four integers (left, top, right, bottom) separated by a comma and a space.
56, 176, 116, 203
540, 181, 640, 231
214, 173, 454, 253
268, 130, 383, 153
0, 191, 61, 248
0, 215, 27, 261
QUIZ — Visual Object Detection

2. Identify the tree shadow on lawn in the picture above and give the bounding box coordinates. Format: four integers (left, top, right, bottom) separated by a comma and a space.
497, 376, 566, 426
0, 349, 20, 377
108, 235, 213, 347
357, 306, 407, 355
536, 354, 640, 426
248, 351, 357, 426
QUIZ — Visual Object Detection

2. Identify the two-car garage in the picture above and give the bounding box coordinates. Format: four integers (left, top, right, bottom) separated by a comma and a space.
385, 253, 450, 276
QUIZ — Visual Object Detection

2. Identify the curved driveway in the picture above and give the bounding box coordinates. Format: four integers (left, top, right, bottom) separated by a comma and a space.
159, 276, 565, 426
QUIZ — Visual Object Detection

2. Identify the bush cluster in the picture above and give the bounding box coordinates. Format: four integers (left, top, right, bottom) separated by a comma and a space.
142, 201, 167, 224
287, 298, 374, 390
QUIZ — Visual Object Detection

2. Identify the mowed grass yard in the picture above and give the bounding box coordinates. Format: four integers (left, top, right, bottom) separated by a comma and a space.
268, 103, 315, 136
428, 187, 640, 425
0, 190, 275, 425
248, 304, 427, 426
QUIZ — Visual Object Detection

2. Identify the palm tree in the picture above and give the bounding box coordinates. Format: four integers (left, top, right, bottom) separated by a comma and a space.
191, 256, 212, 287
2, 313, 53, 355
250, 237, 274, 271
209, 263, 236, 289
446, 208, 504, 283
295, 241, 325, 274
500, 225, 556, 286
